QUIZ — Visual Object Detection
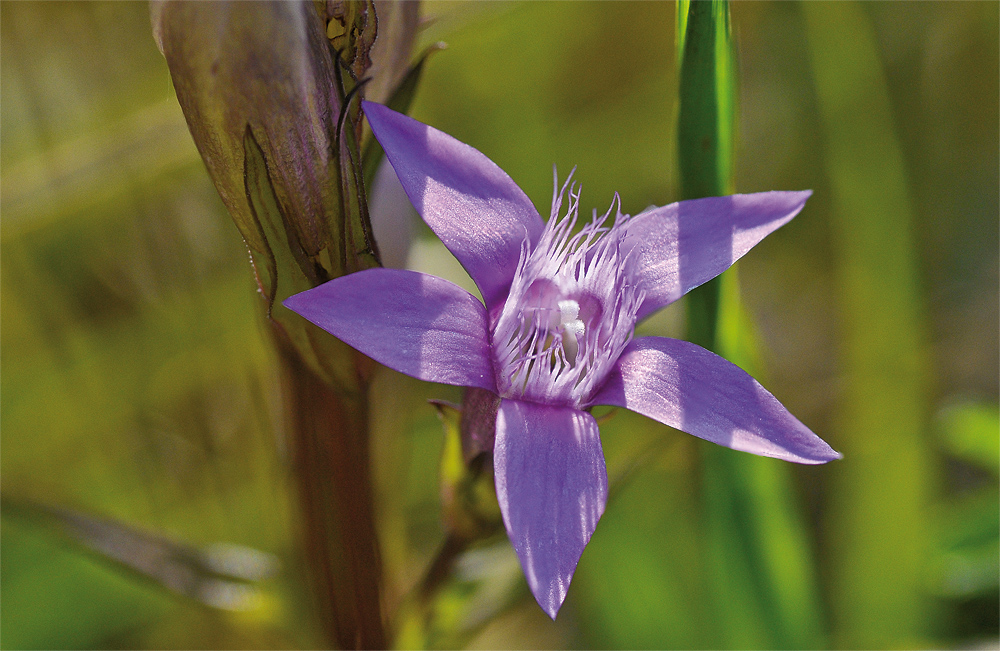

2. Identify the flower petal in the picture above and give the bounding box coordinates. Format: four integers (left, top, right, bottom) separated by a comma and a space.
283, 268, 496, 392
362, 101, 544, 312
589, 337, 841, 464
494, 399, 608, 619
627, 191, 812, 320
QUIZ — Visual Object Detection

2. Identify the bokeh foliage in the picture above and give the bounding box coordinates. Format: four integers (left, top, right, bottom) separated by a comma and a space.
2, 1, 997, 649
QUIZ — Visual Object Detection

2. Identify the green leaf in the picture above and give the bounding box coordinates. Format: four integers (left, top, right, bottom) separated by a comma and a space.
677, 0, 735, 202
678, 0, 736, 351
704, 270, 827, 649
677, 4, 826, 648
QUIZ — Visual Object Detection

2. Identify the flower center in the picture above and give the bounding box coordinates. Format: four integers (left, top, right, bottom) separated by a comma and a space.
491, 175, 644, 408
557, 299, 584, 365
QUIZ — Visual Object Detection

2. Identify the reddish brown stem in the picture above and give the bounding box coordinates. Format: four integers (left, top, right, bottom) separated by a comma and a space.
277, 337, 385, 650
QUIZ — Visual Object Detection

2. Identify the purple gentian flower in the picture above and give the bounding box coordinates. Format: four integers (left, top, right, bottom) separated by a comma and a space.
285, 102, 840, 619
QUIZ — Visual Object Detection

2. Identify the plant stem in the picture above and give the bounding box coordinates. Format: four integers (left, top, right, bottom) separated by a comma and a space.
278, 336, 386, 650
418, 533, 470, 607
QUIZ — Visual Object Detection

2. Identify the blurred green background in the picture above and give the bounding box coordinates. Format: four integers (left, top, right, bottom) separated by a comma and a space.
2, 1, 997, 649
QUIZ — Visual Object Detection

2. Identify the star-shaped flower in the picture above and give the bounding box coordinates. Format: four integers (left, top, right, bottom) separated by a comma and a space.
285, 102, 840, 619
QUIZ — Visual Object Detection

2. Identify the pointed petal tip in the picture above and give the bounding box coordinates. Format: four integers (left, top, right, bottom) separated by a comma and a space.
360, 99, 380, 119
794, 188, 813, 204
792, 447, 843, 464
280, 270, 497, 392
764, 430, 841, 465
788, 435, 842, 465
359, 101, 544, 312
281, 292, 306, 315
630, 189, 819, 319
494, 400, 606, 625
591, 337, 840, 466
784, 188, 813, 205
542, 599, 561, 620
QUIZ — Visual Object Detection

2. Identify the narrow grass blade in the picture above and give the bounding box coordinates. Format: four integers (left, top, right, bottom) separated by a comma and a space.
802, 2, 933, 646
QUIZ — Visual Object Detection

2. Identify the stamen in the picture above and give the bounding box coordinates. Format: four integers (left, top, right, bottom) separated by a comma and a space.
491, 172, 645, 407
558, 299, 584, 366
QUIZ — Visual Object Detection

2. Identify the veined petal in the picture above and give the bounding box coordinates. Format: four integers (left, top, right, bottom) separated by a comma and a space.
589, 337, 841, 464
362, 101, 544, 312
494, 399, 608, 619
627, 191, 812, 320
283, 269, 496, 392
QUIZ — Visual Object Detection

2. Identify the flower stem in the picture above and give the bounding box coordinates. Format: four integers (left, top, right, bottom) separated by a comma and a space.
277, 336, 386, 650
417, 533, 470, 607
